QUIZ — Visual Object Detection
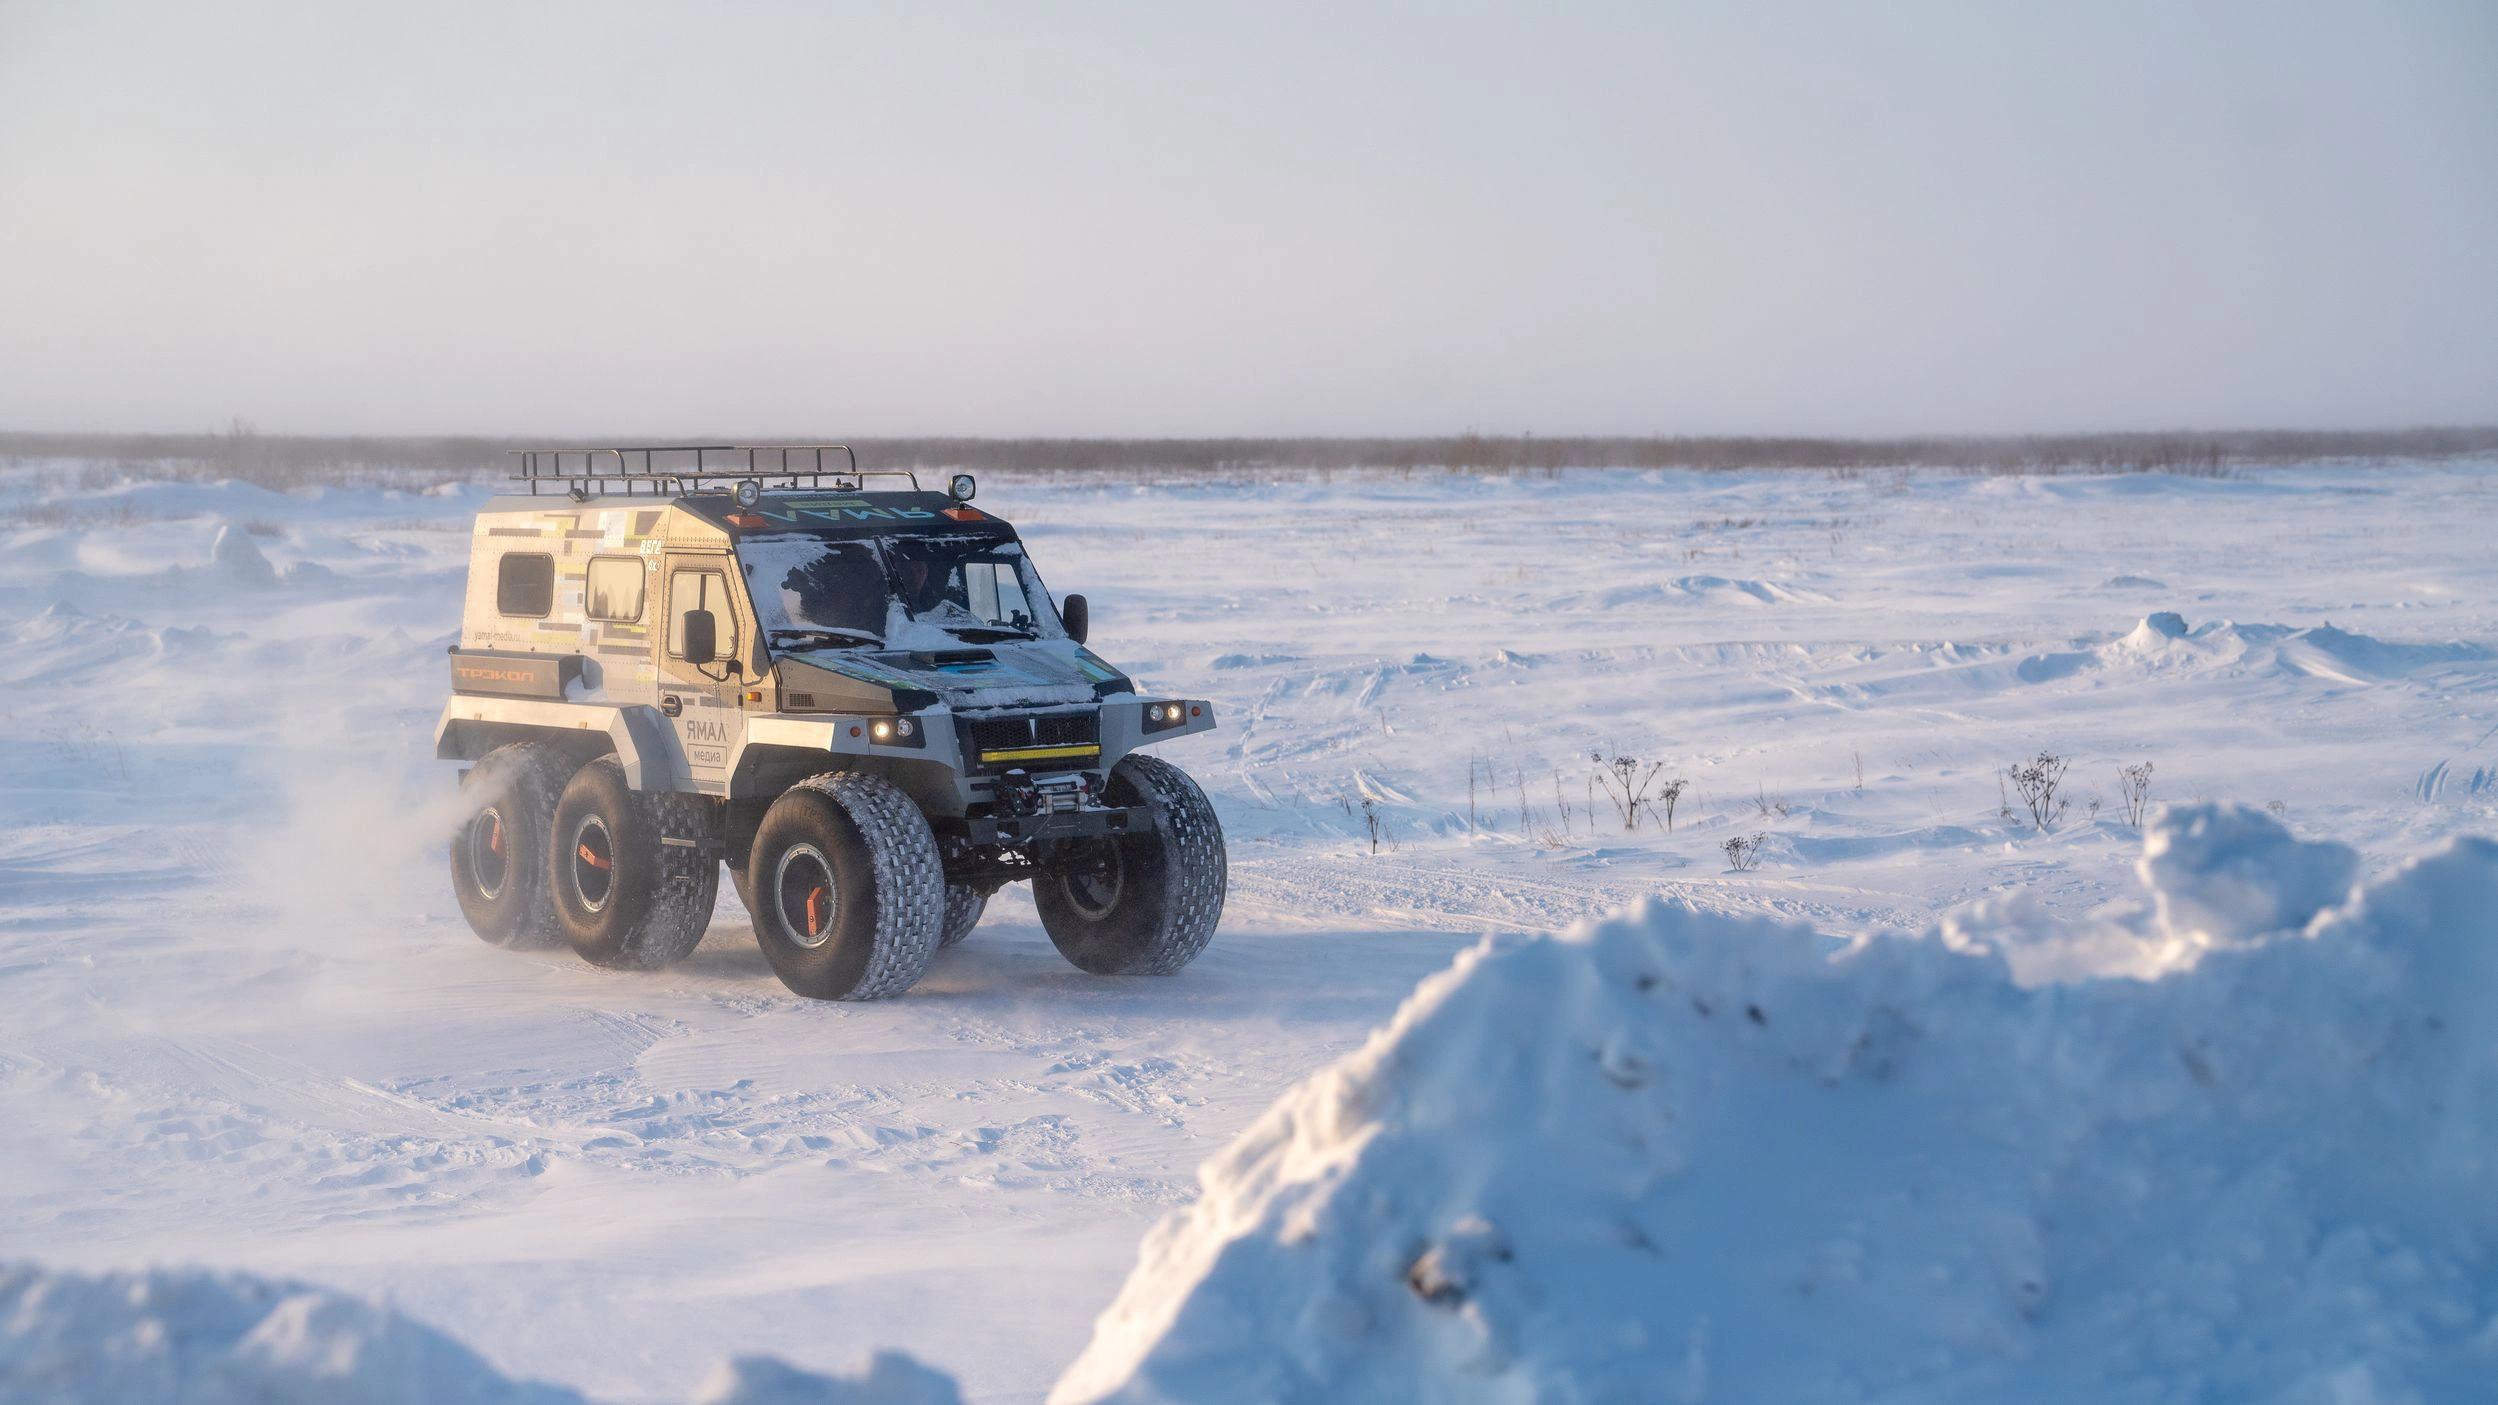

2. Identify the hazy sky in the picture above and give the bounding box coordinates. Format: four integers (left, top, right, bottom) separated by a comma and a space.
3, 1, 2493, 436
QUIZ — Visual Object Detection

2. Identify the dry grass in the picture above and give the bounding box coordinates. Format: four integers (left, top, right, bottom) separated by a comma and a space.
2, 427, 2493, 492
0, 499, 162, 529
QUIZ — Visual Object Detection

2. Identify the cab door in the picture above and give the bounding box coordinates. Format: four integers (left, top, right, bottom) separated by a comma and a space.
657, 552, 751, 794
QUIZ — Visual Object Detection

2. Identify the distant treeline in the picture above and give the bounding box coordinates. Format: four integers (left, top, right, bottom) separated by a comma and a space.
4, 426, 2494, 489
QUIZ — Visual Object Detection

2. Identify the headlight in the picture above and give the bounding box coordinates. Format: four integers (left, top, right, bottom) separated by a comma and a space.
859, 715, 927, 748
1142, 700, 1195, 734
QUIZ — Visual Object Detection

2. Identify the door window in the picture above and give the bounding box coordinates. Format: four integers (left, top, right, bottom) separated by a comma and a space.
666, 569, 738, 662
962, 560, 1033, 626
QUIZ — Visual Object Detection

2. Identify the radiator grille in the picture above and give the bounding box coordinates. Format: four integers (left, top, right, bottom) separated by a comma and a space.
963, 710, 1100, 772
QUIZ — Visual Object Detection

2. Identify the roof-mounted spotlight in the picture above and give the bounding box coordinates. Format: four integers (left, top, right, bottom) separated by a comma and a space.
948, 473, 977, 503
733, 479, 763, 509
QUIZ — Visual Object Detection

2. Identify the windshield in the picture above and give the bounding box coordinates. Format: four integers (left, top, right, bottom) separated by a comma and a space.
884, 537, 1041, 637
739, 532, 1058, 649
759, 540, 886, 638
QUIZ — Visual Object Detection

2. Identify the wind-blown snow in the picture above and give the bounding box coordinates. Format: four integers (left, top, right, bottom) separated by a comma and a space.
1054, 805, 2498, 1404
0, 1263, 960, 1405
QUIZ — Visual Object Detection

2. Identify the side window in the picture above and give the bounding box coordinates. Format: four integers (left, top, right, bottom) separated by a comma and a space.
585, 556, 645, 623
964, 561, 1032, 625
496, 553, 554, 617
666, 570, 738, 661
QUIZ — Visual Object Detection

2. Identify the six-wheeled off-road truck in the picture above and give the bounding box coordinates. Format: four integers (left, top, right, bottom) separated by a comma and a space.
438, 446, 1225, 1000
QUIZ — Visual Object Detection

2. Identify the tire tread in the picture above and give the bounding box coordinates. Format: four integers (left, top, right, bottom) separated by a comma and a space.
1035, 754, 1226, 975
451, 741, 574, 950
937, 884, 987, 948
784, 772, 944, 999
1119, 754, 1228, 975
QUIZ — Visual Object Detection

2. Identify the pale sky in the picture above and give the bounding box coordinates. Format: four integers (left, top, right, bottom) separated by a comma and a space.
3, 1, 2493, 437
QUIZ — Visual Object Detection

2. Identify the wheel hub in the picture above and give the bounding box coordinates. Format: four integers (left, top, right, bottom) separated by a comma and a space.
468, 806, 510, 901
570, 814, 615, 912
1058, 839, 1126, 920
773, 843, 838, 949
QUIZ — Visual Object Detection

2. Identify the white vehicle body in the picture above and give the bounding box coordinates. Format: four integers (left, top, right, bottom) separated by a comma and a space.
434, 480, 1213, 859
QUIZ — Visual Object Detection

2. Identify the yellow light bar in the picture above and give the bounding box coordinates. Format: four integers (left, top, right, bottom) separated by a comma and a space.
980, 743, 1103, 763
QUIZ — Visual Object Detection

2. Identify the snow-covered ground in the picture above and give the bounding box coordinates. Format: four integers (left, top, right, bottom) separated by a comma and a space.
0, 1261, 960, 1404
2, 460, 2494, 1401
1058, 804, 2498, 1403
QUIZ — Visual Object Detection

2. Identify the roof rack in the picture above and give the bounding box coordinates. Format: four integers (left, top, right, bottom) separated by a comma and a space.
508, 444, 922, 499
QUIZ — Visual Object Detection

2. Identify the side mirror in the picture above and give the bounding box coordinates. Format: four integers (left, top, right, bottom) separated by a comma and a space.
1061, 593, 1089, 646
682, 609, 719, 665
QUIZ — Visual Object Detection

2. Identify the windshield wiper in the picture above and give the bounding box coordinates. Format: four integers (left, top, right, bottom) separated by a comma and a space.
945, 623, 1037, 641
768, 626, 883, 650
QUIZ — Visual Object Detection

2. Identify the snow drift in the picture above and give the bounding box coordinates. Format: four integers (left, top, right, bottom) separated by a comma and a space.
2107, 612, 2491, 683
1054, 805, 2498, 1404
0, 1264, 960, 1405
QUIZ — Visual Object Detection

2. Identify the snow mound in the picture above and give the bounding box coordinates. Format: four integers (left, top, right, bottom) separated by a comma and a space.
2273, 622, 2491, 683
0, 1264, 961, 1405
694, 1353, 961, 1405
1054, 807, 2498, 1404
208, 523, 278, 588
0, 1263, 574, 1405
2141, 802, 2358, 948
1562, 576, 1829, 609
1664, 574, 1828, 606
1939, 804, 2366, 984
2124, 609, 2190, 644
2106, 613, 2490, 683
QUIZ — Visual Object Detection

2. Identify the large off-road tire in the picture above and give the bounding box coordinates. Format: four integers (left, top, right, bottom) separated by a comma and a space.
747, 772, 944, 1000
937, 884, 987, 948
549, 757, 720, 970
1035, 754, 1226, 975
451, 742, 573, 950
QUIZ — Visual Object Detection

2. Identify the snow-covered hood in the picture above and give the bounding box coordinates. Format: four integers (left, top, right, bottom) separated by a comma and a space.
776, 637, 1134, 712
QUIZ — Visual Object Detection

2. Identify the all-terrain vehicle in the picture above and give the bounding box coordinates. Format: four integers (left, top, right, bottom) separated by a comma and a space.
436, 445, 1225, 1000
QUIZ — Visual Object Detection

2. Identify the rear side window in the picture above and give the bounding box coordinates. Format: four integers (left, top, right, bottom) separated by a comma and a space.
496, 553, 554, 617
585, 556, 645, 623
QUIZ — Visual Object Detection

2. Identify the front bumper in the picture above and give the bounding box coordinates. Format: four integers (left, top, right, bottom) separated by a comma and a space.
964, 805, 1147, 845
